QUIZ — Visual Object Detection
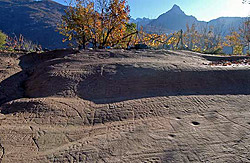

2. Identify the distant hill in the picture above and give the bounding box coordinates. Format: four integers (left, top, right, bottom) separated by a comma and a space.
0, 0, 67, 49
208, 17, 246, 35
132, 4, 246, 35
130, 17, 153, 30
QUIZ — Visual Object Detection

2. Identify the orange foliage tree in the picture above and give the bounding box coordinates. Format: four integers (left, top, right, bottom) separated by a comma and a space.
58, 0, 138, 49
134, 26, 181, 49
224, 31, 242, 54
183, 23, 223, 53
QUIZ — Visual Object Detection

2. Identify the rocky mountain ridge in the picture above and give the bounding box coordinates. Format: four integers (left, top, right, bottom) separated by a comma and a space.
131, 4, 246, 35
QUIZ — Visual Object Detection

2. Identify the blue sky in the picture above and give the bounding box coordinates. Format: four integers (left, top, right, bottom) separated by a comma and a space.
54, 0, 250, 21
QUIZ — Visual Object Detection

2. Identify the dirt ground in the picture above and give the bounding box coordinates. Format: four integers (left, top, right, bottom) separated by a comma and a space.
0, 49, 250, 162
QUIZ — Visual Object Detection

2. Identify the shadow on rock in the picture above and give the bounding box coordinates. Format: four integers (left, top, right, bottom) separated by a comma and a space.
0, 100, 48, 114
0, 49, 78, 106
0, 71, 28, 106
76, 65, 250, 104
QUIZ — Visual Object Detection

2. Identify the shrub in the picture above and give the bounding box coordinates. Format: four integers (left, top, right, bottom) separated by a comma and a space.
233, 45, 243, 55
204, 47, 223, 54
6, 34, 42, 52
0, 31, 7, 48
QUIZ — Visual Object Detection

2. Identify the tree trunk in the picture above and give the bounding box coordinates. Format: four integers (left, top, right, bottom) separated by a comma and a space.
82, 35, 86, 49
180, 30, 184, 50
102, 27, 115, 48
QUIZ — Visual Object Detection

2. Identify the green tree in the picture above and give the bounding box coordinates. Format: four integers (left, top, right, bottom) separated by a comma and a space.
0, 31, 7, 48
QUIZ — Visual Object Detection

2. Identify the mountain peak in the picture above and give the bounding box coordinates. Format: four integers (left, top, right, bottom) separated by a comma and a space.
172, 4, 181, 10
168, 4, 185, 15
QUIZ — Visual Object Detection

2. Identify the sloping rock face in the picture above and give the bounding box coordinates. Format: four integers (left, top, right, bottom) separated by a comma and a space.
0, 50, 250, 162
24, 50, 250, 103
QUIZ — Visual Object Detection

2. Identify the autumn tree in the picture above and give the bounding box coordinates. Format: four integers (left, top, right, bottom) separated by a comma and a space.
210, 24, 224, 52
185, 23, 196, 50
58, 0, 134, 49
224, 31, 242, 54
200, 25, 223, 53
138, 32, 167, 48
239, 17, 250, 53
184, 23, 201, 51
166, 32, 179, 49
182, 23, 224, 53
